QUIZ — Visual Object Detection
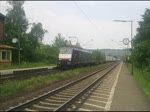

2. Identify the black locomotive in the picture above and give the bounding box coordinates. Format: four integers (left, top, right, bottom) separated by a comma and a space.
57, 46, 94, 69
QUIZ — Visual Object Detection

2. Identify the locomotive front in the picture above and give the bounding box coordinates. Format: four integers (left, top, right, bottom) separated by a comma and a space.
57, 47, 73, 69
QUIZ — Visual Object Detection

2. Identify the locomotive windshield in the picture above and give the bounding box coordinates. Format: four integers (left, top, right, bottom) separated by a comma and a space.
60, 47, 73, 54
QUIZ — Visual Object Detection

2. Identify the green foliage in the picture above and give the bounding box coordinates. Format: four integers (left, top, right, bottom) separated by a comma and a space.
144, 65, 150, 73
92, 49, 105, 63
129, 8, 150, 100
4, 1, 48, 63
0, 64, 105, 98
128, 64, 150, 100
4, 1, 28, 44
132, 8, 150, 69
33, 33, 69, 64
35, 43, 59, 64
4, 1, 29, 63
52, 33, 69, 49
3, 1, 81, 65
132, 40, 150, 68
133, 8, 150, 47
49, 33, 71, 64
28, 23, 48, 49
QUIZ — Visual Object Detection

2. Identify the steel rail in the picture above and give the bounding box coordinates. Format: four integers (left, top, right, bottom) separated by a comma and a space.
55, 63, 118, 111
1, 62, 114, 83
6, 62, 119, 111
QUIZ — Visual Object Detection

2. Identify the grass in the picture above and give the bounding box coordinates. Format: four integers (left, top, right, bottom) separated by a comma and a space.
0, 64, 105, 98
0, 62, 55, 70
127, 64, 150, 100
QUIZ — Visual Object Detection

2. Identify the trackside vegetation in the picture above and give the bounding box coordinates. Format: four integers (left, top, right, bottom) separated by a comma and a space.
128, 64, 150, 100
131, 8, 150, 73
1, 1, 105, 68
128, 8, 150, 101
0, 64, 106, 99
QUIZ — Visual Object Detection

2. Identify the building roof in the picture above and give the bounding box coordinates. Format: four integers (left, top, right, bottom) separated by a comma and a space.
0, 13, 6, 20
0, 44, 15, 49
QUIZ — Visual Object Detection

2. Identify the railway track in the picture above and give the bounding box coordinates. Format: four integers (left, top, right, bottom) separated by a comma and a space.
71, 62, 122, 111
6, 62, 119, 111
0, 62, 114, 84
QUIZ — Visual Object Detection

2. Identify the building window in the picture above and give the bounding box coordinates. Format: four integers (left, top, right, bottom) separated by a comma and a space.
2, 51, 10, 61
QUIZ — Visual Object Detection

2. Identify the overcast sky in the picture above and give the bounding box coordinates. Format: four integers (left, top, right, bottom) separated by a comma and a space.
0, 1, 150, 49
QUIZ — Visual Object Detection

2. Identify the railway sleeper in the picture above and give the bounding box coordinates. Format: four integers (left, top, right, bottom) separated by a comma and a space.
54, 94, 73, 98
32, 104, 54, 111
24, 108, 37, 111
49, 96, 68, 101
46, 99, 65, 103
62, 89, 79, 93
59, 92, 77, 96
39, 101, 60, 107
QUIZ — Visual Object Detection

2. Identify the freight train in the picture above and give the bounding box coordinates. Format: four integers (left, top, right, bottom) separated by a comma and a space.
57, 46, 95, 69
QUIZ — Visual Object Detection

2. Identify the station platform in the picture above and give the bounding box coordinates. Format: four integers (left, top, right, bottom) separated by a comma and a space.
0, 65, 56, 75
110, 62, 150, 111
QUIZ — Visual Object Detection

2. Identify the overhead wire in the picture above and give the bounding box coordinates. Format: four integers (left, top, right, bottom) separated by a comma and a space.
2, 1, 123, 49
73, 1, 120, 49
111, 39, 126, 48
73, 1, 101, 33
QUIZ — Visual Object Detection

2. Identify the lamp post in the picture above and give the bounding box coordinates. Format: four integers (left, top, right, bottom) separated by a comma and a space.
114, 20, 133, 75
18, 26, 20, 65
15, 23, 32, 65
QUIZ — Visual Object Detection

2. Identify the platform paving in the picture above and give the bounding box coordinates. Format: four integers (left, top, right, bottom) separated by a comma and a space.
110, 62, 150, 111
0, 65, 56, 75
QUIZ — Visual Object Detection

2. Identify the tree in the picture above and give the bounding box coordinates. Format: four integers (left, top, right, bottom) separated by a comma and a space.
132, 40, 150, 68
4, 1, 29, 63
4, 1, 48, 63
5, 1, 29, 43
52, 33, 68, 48
28, 22, 48, 50
132, 8, 150, 69
51, 33, 69, 63
36, 44, 59, 64
133, 8, 150, 47
92, 49, 105, 63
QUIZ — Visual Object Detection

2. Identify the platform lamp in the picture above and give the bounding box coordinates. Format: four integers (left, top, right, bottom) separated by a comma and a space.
114, 20, 133, 75
12, 23, 32, 65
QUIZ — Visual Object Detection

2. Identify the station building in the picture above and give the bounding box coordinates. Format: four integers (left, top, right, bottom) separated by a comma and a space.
0, 13, 14, 66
